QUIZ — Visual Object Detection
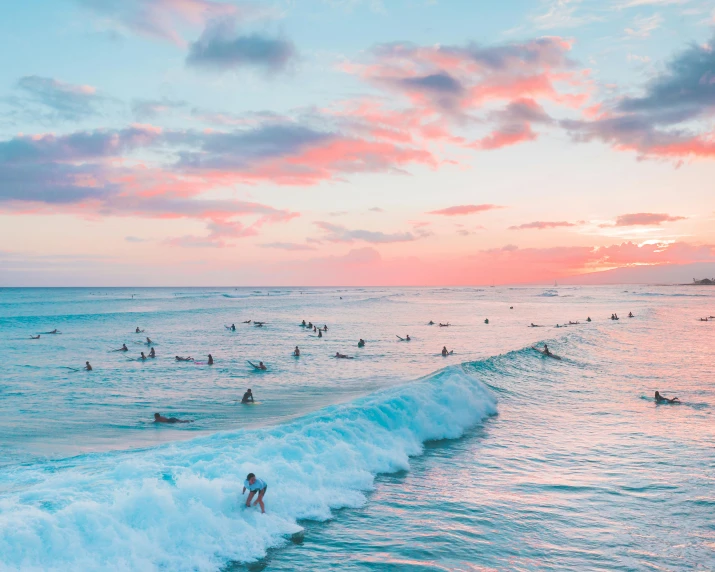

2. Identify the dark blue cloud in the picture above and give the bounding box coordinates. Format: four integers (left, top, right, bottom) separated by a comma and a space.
174, 123, 334, 170
398, 73, 463, 95
186, 19, 296, 72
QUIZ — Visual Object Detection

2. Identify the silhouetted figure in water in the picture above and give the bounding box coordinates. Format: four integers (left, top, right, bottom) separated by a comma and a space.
140, 352, 147, 360
655, 391, 679, 404
154, 413, 192, 423
358, 339, 365, 348
30, 335, 40, 339
149, 347, 156, 358
294, 346, 300, 356
207, 354, 214, 365
112, 344, 128, 352
85, 361, 93, 371
242, 389, 254, 403
335, 352, 353, 359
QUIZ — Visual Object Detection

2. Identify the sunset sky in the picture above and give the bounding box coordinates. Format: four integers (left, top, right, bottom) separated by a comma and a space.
2, 0, 715, 286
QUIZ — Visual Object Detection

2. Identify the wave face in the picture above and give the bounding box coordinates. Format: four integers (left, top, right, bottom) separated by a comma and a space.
0, 366, 496, 571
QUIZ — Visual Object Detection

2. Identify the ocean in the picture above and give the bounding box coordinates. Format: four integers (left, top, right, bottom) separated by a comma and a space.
0, 286, 713, 571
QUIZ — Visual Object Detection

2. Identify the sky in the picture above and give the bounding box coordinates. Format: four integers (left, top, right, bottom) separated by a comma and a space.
1, 0, 715, 286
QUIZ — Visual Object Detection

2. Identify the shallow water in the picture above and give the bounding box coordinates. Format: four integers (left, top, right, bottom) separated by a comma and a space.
0, 286, 713, 570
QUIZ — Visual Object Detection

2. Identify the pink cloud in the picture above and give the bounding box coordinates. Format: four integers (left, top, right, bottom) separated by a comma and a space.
427, 204, 503, 216
509, 221, 577, 230
601, 213, 687, 227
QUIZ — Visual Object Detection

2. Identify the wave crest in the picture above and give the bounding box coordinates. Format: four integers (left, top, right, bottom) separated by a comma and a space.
0, 366, 496, 571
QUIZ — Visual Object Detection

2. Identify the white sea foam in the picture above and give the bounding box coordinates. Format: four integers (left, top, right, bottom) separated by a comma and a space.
0, 366, 496, 571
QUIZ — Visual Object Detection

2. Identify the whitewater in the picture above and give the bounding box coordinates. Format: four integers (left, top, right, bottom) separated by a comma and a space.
1, 286, 713, 570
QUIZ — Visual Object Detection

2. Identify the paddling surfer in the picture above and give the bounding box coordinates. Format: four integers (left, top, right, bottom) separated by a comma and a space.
154, 413, 192, 424
655, 391, 679, 404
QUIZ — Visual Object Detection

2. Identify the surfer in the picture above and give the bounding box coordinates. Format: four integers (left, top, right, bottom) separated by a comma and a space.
484, 319, 489, 324
249, 361, 267, 371
530, 323, 542, 328
146, 337, 152, 345
293, 346, 300, 357
318, 329, 322, 338
323, 325, 328, 331
699, 317, 709, 322
243, 320, 251, 324
301, 320, 306, 327
655, 391, 679, 404
44, 329, 60, 334
441, 346, 451, 357
587, 317, 591, 322
242, 473, 267, 513
149, 347, 156, 358
241, 389, 255, 403
397, 334, 411, 341
207, 354, 214, 365
428, 320, 434, 325
628, 312, 634, 318
308, 322, 313, 329
140, 351, 147, 360
84, 361, 93, 371
358, 339, 365, 348
154, 413, 193, 424
30, 334, 40, 339
112, 344, 129, 352
543, 344, 552, 355
335, 352, 353, 359
439, 323, 450, 327
175, 356, 194, 361
135, 327, 144, 333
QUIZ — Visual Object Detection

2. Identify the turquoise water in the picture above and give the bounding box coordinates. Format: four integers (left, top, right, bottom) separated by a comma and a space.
0, 286, 713, 570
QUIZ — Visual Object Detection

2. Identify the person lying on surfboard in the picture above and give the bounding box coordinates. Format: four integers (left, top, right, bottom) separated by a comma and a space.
335, 352, 353, 359
154, 413, 193, 424
655, 391, 679, 404
30, 335, 40, 339
241, 389, 254, 403
175, 356, 194, 361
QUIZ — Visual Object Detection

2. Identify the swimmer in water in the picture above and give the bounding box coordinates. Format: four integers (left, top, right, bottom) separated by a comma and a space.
230, 324, 236, 331
30, 335, 40, 339
85, 361, 93, 371
175, 356, 194, 362
207, 354, 214, 365
323, 325, 328, 331
307, 322, 313, 329
140, 351, 147, 360
154, 413, 193, 424
655, 391, 679, 404
335, 352, 353, 359
358, 339, 365, 348
241, 389, 254, 403
318, 329, 322, 338
112, 344, 129, 352
242, 473, 267, 513
149, 347, 156, 358
293, 346, 300, 356
301, 320, 306, 327
146, 337, 152, 345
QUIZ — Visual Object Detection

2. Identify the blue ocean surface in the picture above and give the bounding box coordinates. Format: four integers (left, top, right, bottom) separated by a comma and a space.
0, 286, 713, 570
